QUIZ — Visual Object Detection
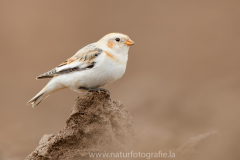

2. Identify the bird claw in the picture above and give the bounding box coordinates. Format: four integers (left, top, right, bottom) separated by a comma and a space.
106, 92, 110, 99
91, 88, 110, 98
89, 89, 101, 94
100, 89, 110, 98
80, 87, 110, 98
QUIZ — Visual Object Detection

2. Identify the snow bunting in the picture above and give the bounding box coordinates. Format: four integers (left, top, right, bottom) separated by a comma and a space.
27, 33, 134, 108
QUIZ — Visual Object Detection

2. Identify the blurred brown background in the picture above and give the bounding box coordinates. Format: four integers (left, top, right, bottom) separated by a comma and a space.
0, 0, 240, 159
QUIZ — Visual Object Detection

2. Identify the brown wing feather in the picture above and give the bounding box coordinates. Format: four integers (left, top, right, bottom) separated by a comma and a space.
57, 56, 78, 67
36, 45, 102, 80
36, 68, 57, 79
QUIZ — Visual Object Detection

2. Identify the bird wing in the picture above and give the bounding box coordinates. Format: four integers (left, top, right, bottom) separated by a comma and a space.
36, 43, 102, 79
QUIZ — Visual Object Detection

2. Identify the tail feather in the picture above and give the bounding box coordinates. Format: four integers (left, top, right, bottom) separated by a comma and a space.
27, 79, 65, 108
27, 90, 49, 108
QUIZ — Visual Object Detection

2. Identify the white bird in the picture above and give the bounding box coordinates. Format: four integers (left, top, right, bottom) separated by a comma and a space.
27, 33, 134, 108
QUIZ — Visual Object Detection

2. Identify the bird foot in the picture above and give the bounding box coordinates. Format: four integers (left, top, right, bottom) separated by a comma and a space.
80, 87, 110, 98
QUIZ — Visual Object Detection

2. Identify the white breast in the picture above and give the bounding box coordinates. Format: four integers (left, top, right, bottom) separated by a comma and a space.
55, 51, 128, 92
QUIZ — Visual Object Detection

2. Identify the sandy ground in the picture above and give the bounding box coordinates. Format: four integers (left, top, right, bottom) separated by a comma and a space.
0, 0, 240, 159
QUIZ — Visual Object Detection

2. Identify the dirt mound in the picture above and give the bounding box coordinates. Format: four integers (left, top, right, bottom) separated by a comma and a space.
26, 91, 135, 160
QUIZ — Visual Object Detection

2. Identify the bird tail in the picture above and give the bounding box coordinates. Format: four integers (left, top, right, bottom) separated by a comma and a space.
27, 87, 50, 108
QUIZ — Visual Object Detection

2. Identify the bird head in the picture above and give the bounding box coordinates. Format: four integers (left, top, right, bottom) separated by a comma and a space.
97, 33, 134, 54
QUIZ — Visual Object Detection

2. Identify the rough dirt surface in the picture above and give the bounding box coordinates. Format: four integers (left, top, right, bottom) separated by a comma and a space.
25, 91, 135, 160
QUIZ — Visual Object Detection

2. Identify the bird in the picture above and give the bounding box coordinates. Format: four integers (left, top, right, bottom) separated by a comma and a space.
27, 33, 134, 108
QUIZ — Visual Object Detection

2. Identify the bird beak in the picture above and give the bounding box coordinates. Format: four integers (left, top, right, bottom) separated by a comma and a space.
125, 39, 135, 46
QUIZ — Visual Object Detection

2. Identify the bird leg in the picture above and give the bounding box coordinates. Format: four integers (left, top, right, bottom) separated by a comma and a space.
79, 87, 110, 98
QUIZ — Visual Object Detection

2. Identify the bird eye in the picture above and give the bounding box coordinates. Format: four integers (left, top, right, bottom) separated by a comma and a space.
115, 38, 120, 42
